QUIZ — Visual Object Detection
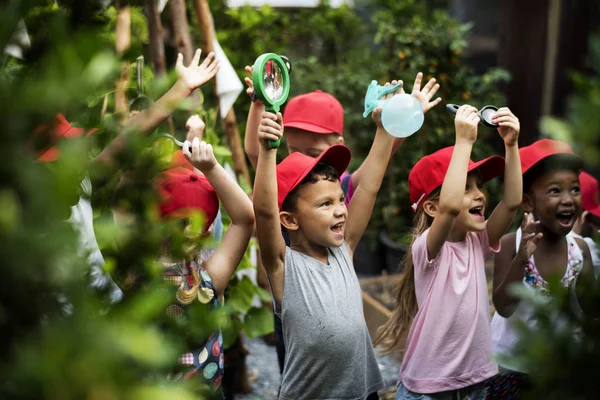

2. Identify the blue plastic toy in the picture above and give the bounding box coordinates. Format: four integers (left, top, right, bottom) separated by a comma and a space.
363, 80, 424, 138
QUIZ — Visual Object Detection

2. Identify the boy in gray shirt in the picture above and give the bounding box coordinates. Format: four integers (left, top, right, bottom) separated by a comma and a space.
253, 83, 400, 399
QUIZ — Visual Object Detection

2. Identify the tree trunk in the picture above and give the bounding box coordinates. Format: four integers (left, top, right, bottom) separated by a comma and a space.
145, 0, 167, 76
169, 0, 202, 113
169, 0, 194, 62
115, 2, 131, 123
193, 0, 251, 189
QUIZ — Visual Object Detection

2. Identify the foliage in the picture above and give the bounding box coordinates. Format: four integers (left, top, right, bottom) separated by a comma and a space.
505, 276, 600, 399
0, 1, 259, 398
540, 33, 600, 166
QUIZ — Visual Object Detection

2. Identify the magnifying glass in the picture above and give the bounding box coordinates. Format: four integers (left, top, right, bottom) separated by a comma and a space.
252, 53, 291, 149
446, 104, 499, 128
129, 56, 153, 111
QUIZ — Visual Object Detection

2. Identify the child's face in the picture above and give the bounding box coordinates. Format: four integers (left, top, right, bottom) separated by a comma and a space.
289, 178, 347, 248
454, 172, 487, 234
525, 169, 582, 236
286, 128, 343, 158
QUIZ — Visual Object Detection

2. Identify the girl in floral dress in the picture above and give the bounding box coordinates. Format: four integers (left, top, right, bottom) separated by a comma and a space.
157, 138, 255, 397
488, 139, 596, 398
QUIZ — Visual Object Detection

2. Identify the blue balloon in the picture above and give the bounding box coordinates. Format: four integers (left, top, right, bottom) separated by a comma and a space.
381, 94, 424, 138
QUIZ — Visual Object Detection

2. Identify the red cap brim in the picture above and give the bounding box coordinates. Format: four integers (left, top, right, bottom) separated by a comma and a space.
468, 155, 505, 183
285, 121, 340, 135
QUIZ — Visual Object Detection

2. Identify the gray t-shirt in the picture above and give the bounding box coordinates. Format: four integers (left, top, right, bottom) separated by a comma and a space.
275, 243, 384, 400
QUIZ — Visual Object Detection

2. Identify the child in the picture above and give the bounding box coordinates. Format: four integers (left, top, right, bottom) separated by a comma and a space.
244, 67, 441, 373
569, 171, 600, 277
253, 90, 399, 399
375, 105, 523, 399
155, 138, 254, 396
36, 49, 218, 303
487, 139, 596, 398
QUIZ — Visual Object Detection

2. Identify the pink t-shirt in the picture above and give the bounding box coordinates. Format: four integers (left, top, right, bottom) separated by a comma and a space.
400, 227, 499, 394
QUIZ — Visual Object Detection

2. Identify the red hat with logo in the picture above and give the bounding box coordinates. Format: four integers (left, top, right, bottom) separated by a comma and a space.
408, 146, 505, 212
156, 167, 219, 232
579, 171, 600, 218
519, 139, 583, 175
283, 90, 344, 135
276, 144, 351, 210
37, 114, 98, 162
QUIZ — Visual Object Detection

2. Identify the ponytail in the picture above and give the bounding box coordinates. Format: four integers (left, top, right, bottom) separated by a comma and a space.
374, 192, 437, 353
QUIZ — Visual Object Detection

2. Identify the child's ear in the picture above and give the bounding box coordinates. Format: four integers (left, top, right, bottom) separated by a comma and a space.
280, 211, 299, 232
422, 199, 438, 219
522, 193, 535, 212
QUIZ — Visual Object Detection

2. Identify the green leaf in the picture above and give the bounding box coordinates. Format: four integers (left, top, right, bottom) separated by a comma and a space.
243, 307, 275, 338
226, 276, 256, 314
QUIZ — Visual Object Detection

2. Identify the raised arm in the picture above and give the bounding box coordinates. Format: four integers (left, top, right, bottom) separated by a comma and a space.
350, 72, 442, 191
486, 108, 522, 245
426, 105, 478, 260
253, 111, 286, 304
94, 49, 219, 174
243, 65, 265, 170
183, 138, 255, 296
493, 213, 542, 317
345, 81, 399, 255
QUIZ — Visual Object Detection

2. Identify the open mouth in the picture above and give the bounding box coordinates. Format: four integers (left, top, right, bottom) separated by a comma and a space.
468, 205, 484, 220
556, 211, 575, 228
331, 222, 344, 236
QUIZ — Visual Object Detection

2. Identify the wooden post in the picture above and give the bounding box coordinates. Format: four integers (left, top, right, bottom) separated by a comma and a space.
115, 1, 131, 123
145, 0, 167, 76
193, 0, 251, 189
169, 0, 195, 62
169, 0, 202, 113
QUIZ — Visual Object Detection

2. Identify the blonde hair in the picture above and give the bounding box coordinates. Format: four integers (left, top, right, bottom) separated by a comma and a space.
374, 190, 438, 353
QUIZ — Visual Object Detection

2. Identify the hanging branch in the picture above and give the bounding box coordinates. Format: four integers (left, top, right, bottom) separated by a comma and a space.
145, 0, 167, 76
193, 0, 251, 190
115, 1, 131, 123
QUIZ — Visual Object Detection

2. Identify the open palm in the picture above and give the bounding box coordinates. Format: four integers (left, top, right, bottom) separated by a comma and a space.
409, 72, 442, 114
176, 49, 220, 91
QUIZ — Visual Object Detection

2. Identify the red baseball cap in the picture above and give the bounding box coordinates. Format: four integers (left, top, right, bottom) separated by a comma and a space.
579, 171, 600, 218
37, 114, 98, 162
277, 144, 351, 210
157, 167, 219, 232
519, 139, 583, 175
283, 90, 344, 135
408, 146, 505, 212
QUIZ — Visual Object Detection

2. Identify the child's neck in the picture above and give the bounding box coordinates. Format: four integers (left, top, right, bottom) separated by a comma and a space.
538, 224, 567, 244
448, 229, 468, 243
289, 233, 329, 264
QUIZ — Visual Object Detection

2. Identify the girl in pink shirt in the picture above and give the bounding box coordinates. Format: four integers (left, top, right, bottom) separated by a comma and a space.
375, 105, 522, 399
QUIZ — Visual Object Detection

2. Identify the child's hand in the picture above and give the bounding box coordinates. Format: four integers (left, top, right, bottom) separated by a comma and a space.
454, 105, 480, 144
492, 107, 520, 147
185, 115, 206, 142
176, 49, 220, 92
243, 66, 262, 104
183, 137, 218, 173
372, 80, 403, 128
409, 72, 442, 114
258, 111, 283, 150
517, 212, 543, 260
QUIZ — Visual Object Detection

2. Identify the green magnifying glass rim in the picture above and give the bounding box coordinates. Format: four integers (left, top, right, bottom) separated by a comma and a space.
252, 53, 291, 149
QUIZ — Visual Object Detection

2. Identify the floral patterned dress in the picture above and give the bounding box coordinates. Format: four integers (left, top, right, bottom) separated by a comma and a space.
162, 258, 224, 395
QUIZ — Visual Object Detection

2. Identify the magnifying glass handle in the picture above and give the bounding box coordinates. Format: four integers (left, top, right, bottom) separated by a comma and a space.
446, 104, 460, 114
